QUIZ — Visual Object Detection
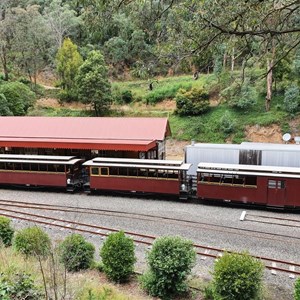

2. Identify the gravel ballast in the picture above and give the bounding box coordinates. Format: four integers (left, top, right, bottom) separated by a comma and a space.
0, 188, 298, 299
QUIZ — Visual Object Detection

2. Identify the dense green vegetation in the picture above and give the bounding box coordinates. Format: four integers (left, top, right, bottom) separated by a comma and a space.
0, 220, 295, 300
0, 0, 298, 124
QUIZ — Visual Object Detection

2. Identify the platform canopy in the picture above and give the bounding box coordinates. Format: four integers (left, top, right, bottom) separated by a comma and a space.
0, 117, 171, 151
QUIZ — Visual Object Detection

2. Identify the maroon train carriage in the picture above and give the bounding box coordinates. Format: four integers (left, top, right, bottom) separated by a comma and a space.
0, 154, 83, 192
83, 157, 192, 199
197, 162, 300, 208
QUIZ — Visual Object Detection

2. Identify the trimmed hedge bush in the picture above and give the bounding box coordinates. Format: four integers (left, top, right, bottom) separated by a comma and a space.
58, 233, 95, 272
100, 231, 136, 282
13, 226, 51, 257
212, 252, 264, 300
0, 216, 14, 247
140, 236, 196, 299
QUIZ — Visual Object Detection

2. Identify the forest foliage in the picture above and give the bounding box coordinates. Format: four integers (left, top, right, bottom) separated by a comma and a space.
0, 0, 299, 119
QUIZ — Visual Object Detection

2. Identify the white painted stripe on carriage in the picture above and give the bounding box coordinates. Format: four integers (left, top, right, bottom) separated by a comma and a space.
240, 211, 247, 221
271, 262, 277, 275
289, 265, 295, 279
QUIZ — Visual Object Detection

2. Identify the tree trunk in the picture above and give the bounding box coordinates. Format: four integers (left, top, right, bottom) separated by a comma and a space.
0, 47, 9, 81
231, 48, 235, 72
265, 42, 276, 112
241, 59, 246, 84
223, 51, 227, 70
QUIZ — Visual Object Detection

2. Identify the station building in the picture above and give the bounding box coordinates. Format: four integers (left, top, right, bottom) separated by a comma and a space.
0, 117, 171, 159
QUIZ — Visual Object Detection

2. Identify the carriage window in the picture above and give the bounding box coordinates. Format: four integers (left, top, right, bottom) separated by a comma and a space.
91, 167, 99, 175
110, 167, 118, 176
245, 176, 257, 186
57, 165, 65, 172
119, 167, 128, 176
148, 169, 157, 177
268, 180, 277, 189
167, 170, 178, 178
100, 167, 109, 176
222, 175, 233, 184
13, 163, 23, 170
268, 180, 285, 189
210, 173, 221, 183
232, 175, 244, 185
30, 164, 38, 171
138, 168, 147, 177
0, 162, 5, 170
128, 168, 138, 176
48, 164, 65, 172
22, 163, 30, 171
39, 164, 47, 171
278, 180, 285, 189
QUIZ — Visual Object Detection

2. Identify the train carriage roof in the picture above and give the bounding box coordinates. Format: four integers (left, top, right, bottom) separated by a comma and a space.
197, 162, 300, 178
0, 154, 82, 165
84, 158, 191, 171
92, 157, 183, 166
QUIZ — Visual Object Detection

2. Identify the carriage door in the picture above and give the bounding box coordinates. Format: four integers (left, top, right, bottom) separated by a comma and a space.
267, 179, 286, 207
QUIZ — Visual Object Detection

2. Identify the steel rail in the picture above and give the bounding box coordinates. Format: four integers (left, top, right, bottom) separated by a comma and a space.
0, 207, 299, 276
0, 199, 299, 244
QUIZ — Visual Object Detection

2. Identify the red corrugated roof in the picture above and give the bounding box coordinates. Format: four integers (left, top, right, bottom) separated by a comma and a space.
0, 117, 171, 151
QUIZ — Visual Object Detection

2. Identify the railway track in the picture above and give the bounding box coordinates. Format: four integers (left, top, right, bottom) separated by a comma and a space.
0, 199, 299, 245
0, 199, 299, 277
242, 211, 300, 228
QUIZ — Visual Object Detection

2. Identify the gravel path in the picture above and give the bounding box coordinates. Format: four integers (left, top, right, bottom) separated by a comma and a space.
0, 188, 298, 299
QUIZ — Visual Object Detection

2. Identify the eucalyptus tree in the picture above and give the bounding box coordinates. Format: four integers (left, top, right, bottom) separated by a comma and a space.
11, 5, 52, 85
0, 0, 21, 80
43, 0, 81, 50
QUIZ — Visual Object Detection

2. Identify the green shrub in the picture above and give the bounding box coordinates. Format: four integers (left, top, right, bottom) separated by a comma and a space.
295, 277, 300, 300
175, 87, 210, 116
58, 233, 95, 272
140, 236, 196, 299
100, 231, 136, 282
0, 216, 14, 247
212, 252, 264, 300
0, 94, 13, 116
58, 89, 78, 103
0, 81, 36, 115
13, 226, 51, 257
284, 85, 300, 114
219, 111, 236, 135
0, 272, 43, 300
121, 90, 133, 104
220, 81, 240, 102
227, 80, 257, 111
145, 82, 192, 104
